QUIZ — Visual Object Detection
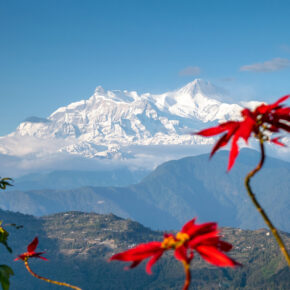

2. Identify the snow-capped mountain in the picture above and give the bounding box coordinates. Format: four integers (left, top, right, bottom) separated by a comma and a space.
1, 78, 289, 177
0, 79, 249, 159
6, 79, 288, 172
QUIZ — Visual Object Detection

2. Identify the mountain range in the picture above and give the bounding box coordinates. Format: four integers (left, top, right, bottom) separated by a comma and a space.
2, 79, 280, 177
1, 149, 289, 232
1, 79, 289, 289
1, 210, 289, 289
9, 167, 149, 190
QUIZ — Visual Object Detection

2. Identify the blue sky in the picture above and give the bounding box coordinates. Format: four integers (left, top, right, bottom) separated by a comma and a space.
0, 0, 290, 135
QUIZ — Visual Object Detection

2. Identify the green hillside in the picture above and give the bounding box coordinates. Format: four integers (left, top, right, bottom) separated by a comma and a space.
0, 210, 289, 289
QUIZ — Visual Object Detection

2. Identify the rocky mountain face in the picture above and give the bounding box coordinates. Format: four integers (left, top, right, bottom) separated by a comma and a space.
0, 79, 254, 160
1, 210, 289, 289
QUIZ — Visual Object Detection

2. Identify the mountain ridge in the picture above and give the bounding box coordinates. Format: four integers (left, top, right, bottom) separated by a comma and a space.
0, 79, 257, 160
1, 149, 289, 232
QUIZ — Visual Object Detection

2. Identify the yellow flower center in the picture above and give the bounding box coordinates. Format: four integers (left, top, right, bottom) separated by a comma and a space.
176, 232, 190, 242
161, 236, 176, 249
161, 232, 190, 249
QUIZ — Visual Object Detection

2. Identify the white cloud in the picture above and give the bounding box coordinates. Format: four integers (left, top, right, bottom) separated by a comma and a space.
179, 66, 201, 76
0, 144, 213, 177
240, 58, 290, 72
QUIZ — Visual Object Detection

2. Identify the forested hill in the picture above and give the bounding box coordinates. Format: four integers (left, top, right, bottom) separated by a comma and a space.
0, 210, 289, 289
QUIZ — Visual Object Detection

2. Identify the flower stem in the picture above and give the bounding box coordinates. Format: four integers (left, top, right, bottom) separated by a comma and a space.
24, 259, 82, 290
244, 139, 290, 266
182, 262, 191, 290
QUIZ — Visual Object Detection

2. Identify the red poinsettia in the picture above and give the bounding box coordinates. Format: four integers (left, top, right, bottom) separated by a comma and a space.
110, 218, 240, 290
14, 237, 47, 261
195, 95, 290, 170
15, 237, 82, 289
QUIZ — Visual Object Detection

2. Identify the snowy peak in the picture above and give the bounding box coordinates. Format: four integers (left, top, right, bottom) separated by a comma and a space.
90, 86, 139, 103
94, 85, 106, 95
174, 79, 227, 101
151, 79, 240, 121
14, 79, 242, 140
1, 79, 248, 159
176, 79, 210, 95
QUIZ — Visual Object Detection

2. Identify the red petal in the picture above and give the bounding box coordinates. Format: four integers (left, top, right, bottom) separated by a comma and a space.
238, 118, 255, 143
110, 242, 162, 262
274, 121, 290, 132
190, 238, 233, 253
256, 95, 289, 115
174, 245, 188, 263
272, 95, 289, 108
196, 126, 228, 137
210, 133, 230, 157
37, 256, 48, 261
196, 121, 239, 137
217, 241, 233, 252
27, 237, 38, 253
181, 218, 196, 233
267, 125, 279, 132
145, 252, 163, 274
186, 222, 217, 237
196, 245, 240, 267
33, 252, 48, 260
275, 107, 290, 120
227, 135, 239, 171
14, 255, 25, 261
188, 231, 220, 248
125, 260, 142, 270
271, 137, 286, 147
255, 103, 268, 114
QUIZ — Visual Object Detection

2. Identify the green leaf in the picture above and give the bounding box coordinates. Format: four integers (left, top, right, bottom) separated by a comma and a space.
0, 265, 14, 290
0, 224, 12, 253
0, 178, 13, 190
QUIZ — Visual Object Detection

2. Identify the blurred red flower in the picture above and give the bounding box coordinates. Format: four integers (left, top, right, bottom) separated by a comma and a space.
110, 218, 239, 289
14, 237, 47, 261
195, 95, 290, 170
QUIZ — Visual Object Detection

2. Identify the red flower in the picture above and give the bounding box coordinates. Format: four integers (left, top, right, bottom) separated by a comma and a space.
14, 237, 47, 261
110, 218, 239, 276
195, 95, 290, 170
